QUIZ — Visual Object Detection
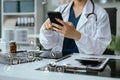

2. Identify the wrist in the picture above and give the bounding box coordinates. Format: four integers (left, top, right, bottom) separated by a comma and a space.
73, 31, 81, 41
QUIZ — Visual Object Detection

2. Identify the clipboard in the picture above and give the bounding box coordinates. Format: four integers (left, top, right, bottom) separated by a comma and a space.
40, 56, 110, 73
75, 58, 109, 71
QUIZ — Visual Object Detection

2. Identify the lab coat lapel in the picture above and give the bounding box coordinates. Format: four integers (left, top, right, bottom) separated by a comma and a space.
76, 0, 93, 30
62, 0, 74, 22
76, 14, 88, 30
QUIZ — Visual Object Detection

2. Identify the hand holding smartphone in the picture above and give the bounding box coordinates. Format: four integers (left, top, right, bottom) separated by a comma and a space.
48, 12, 63, 26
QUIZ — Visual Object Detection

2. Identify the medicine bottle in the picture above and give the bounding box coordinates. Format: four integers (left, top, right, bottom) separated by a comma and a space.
10, 41, 16, 53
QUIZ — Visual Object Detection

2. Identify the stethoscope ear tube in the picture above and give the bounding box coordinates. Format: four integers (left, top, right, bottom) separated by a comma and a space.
87, 13, 97, 21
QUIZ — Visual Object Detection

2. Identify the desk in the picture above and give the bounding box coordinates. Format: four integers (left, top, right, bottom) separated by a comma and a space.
0, 53, 120, 80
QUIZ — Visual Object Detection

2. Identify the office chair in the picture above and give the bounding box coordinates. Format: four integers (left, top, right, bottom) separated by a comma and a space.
104, 8, 117, 77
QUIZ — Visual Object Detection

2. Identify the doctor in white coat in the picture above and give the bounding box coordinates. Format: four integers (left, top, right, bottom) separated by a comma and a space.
39, 0, 111, 55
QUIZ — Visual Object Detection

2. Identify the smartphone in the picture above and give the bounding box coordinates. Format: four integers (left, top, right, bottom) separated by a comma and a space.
48, 12, 63, 26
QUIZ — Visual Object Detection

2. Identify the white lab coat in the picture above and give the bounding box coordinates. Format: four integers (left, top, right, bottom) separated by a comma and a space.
39, 0, 111, 55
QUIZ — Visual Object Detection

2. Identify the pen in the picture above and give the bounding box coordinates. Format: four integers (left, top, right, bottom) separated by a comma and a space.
16, 50, 27, 53
55, 55, 71, 62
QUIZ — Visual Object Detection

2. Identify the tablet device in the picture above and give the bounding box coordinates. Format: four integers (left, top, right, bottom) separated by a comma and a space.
75, 58, 102, 66
48, 12, 63, 26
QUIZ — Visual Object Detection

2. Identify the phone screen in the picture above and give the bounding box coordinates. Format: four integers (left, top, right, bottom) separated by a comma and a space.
48, 12, 63, 26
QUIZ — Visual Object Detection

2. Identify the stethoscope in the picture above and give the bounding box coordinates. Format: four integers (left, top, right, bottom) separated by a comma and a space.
61, 0, 97, 21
